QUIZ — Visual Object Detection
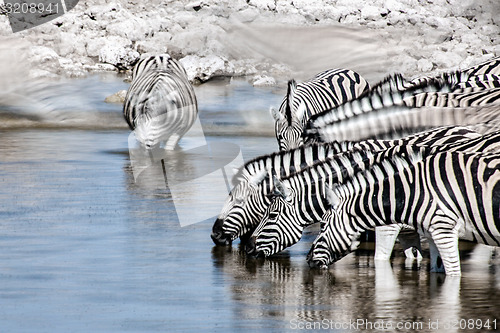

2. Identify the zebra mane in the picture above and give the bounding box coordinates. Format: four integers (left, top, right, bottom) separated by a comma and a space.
323, 144, 426, 207
230, 141, 340, 186
285, 79, 298, 126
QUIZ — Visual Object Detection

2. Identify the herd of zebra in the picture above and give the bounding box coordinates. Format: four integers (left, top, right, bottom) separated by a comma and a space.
123, 53, 500, 276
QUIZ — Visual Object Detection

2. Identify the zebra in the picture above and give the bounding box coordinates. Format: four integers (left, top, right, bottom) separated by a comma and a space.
462, 56, 500, 76
302, 58, 500, 144
405, 87, 500, 108
123, 54, 198, 150
304, 96, 500, 143
300, 72, 455, 140
211, 125, 479, 247
455, 74, 500, 90
270, 68, 369, 150
247, 130, 500, 259
211, 141, 348, 245
306, 148, 500, 276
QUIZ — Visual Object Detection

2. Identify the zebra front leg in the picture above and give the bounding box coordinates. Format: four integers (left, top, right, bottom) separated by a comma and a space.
374, 225, 401, 260
427, 223, 461, 276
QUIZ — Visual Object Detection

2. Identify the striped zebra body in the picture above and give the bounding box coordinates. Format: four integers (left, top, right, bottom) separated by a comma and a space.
455, 74, 500, 90
307, 149, 500, 276
123, 54, 198, 149
306, 99, 500, 143
405, 87, 500, 108
248, 130, 500, 258
211, 126, 478, 246
302, 73, 453, 141
271, 68, 369, 150
462, 56, 500, 76
303, 57, 500, 143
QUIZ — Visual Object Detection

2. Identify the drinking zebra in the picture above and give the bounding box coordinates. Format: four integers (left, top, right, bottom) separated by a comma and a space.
270, 68, 369, 150
211, 125, 480, 247
247, 131, 500, 259
307, 148, 500, 276
123, 54, 198, 150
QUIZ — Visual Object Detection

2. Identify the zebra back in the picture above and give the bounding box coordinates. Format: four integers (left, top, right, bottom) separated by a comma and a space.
123, 54, 198, 149
462, 56, 500, 76
307, 99, 500, 142
131, 54, 188, 80
404, 87, 500, 108
303, 73, 455, 141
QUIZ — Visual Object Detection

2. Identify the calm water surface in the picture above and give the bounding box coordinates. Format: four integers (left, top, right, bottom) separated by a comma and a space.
0, 75, 499, 332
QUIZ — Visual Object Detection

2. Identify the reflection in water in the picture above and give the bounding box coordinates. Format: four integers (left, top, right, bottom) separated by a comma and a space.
212, 244, 500, 332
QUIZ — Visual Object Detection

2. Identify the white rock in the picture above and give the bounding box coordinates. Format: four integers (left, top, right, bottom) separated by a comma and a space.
98, 36, 139, 68
105, 90, 127, 104
248, 0, 276, 11
417, 58, 433, 72
232, 8, 260, 23
431, 50, 464, 70
361, 5, 386, 21
179, 55, 234, 82
252, 75, 276, 86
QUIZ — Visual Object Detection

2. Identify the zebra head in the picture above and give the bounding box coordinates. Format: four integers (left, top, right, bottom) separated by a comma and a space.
211, 169, 273, 246
246, 176, 306, 257
307, 186, 362, 268
271, 79, 308, 150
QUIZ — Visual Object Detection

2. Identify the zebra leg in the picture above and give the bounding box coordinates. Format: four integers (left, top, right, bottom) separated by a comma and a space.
425, 235, 445, 273
374, 225, 401, 260
164, 133, 181, 150
427, 223, 461, 276
398, 228, 423, 260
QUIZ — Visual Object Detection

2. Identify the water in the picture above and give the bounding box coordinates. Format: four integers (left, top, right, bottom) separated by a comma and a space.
0, 75, 499, 333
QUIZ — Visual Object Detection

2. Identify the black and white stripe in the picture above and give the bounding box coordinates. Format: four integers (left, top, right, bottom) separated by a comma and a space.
303, 57, 500, 143
271, 69, 369, 150
123, 54, 198, 149
211, 141, 347, 245
212, 126, 479, 247
246, 128, 499, 258
307, 147, 500, 276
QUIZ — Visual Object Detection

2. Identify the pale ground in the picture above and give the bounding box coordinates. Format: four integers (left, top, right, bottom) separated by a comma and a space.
0, 0, 499, 86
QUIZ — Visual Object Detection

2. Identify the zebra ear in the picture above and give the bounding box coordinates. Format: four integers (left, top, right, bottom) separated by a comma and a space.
287, 79, 298, 101
324, 184, 340, 209
270, 106, 285, 122
284, 79, 298, 123
272, 175, 290, 199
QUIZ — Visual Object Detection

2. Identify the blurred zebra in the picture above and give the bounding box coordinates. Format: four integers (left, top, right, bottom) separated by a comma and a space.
301, 72, 453, 140
123, 54, 198, 150
211, 125, 479, 247
247, 130, 500, 259
270, 68, 369, 150
307, 148, 500, 276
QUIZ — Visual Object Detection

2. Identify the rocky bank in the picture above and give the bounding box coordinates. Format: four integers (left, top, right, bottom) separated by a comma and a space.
0, 0, 499, 85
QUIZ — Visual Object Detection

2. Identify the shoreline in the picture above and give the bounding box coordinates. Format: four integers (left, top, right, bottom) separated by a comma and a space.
0, 0, 498, 86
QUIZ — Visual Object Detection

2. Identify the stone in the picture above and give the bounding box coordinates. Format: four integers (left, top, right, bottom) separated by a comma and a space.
105, 89, 127, 104
252, 75, 276, 86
